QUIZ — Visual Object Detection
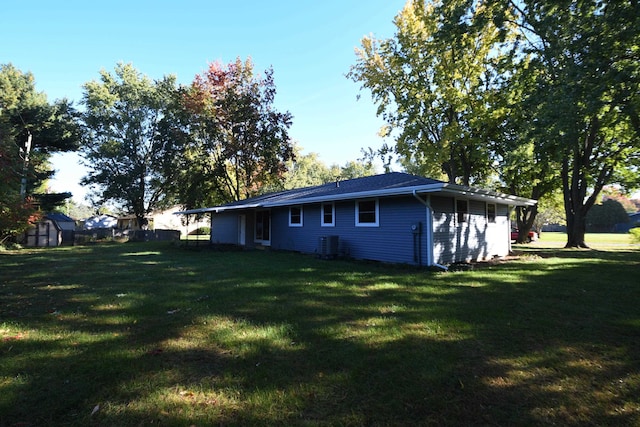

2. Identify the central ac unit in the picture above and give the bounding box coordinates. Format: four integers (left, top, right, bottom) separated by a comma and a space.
318, 235, 339, 259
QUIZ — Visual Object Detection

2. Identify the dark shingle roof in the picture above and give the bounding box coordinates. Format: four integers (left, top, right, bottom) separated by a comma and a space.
176, 172, 536, 215
222, 172, 442, 208
45, 213, 75, 222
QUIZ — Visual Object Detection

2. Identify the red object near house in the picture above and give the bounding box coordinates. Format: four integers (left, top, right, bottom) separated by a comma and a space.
511, 229, 538, 242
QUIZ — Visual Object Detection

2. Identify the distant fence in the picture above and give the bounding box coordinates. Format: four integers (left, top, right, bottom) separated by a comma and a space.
74, 228, 180, 244
127, 229, 180, 242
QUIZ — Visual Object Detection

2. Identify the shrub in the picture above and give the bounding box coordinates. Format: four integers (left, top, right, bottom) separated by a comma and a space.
189, 226, 211, 235
630, 227, 640, 243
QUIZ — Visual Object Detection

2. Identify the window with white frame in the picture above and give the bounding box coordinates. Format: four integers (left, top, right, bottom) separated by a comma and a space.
356, 199, 379, 227
289, 206, 303, 227
321, 202, 335, 227
487, 203, 497, 224
456, 199, 469, 224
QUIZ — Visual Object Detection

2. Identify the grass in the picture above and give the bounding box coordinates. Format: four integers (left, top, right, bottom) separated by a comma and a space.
533, 231, 637, 249
1, 236, 639, 426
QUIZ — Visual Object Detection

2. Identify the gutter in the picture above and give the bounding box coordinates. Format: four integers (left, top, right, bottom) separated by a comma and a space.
412, 190, 448, 271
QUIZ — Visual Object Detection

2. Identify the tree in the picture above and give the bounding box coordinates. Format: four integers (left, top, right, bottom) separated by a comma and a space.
81, 63, 182, 226
348, 0, 509, 186
0, 64, 81, 242
486, 41, 563, 243
281, 148, 334, 190
533, 189, 566, 234
500, 0, 640, 247
174, 58, 294, 208
586, 199, 629, 233
601, 186, 638, 214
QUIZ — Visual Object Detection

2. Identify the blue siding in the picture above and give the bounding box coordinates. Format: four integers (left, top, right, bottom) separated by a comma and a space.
432, 196, 511, 264
212, 194, 512, 266
210, 214, 239, 244
270, 196, 428, 265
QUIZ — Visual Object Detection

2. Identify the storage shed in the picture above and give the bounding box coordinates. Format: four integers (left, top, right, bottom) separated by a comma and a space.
24, 213, 76, 247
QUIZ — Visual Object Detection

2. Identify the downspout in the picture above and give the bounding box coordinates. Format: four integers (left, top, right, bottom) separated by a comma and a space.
413, 190, 448, 271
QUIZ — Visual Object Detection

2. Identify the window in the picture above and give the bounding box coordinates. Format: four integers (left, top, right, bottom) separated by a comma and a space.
255, 210, 270, 243
321, 203, 334, 227
289, 206, 303, 227
456, 199, 469, 224
356, 199, 379, 227
487, 203, 496, 223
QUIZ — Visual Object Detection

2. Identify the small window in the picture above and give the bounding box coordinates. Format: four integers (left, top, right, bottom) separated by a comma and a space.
487, 203, 496, 223
321, 203, 335, 227
356, 199, 379, 227
456, 199, 468, 224
289, 206, 303, 227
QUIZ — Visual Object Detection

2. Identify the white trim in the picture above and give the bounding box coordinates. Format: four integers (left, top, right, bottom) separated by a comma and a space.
321, 202, 335, 227
288, 205, 303, 227
355, 198, 379, 227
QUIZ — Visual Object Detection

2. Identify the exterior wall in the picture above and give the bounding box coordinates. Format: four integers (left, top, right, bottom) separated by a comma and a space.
211, 213, 240, 244
211, 194, 512, 266
432, 196, 511, 265
210, 211, 258, 248
269, 196, 429, 265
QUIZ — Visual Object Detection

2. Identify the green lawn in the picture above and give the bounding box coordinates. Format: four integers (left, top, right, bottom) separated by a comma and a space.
1, 237, 639, 426
532, 231, 638, 249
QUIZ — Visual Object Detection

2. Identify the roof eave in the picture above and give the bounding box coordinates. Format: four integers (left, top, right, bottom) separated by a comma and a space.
174, 204, 263, 215
175, 182, 536, 214
440, 183, 537, 206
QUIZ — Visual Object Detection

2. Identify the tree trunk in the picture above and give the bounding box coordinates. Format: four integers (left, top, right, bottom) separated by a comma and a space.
565, 208, 588, 248
562, 148, 590, 249
515, 205, 537, 243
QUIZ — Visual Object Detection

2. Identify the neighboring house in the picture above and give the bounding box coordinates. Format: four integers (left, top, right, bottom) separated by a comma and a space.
117, 214, 148, 231
23, 213, 76, 247
117, 207, 197, 235
614, 212, 640, 233
82, 214, 118, 230
177, 172, 536, 267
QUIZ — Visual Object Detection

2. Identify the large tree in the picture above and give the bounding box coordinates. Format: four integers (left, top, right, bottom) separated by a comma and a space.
499, 0, 640, 247
81, 63, 182, 226
0, 64, 80, 242
494, 58, 560, 243
348, 0, 509, 186
174, 58, 294, 208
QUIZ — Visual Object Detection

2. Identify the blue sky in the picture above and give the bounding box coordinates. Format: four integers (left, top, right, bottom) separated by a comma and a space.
2, 1, 405, 202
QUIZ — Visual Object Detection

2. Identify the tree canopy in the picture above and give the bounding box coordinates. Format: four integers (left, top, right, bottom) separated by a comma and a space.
350, 0, 640, 247
80, 63, 182, 225
173, 58, 294, 208
0, 63, 81, 242
348, 0, 509, 186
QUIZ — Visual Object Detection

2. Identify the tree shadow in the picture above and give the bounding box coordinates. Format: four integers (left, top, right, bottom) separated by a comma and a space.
1, 244, 638, 425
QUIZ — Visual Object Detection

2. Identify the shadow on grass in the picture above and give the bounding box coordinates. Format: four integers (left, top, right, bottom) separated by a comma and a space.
1, 243, 638, 425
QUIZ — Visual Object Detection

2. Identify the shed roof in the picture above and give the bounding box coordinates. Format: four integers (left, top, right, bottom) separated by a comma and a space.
177, 172, 537, 215
45, 213, 76, 222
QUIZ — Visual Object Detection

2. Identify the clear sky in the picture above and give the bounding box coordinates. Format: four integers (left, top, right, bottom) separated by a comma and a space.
2, 0, 406, 202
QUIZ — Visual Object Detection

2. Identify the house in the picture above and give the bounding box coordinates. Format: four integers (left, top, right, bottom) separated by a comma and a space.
23, 213, 76, 247
82, 214, 118, 230
614, 212, 640, 233
177, 172, 536, 267
117, 206, 196, 235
